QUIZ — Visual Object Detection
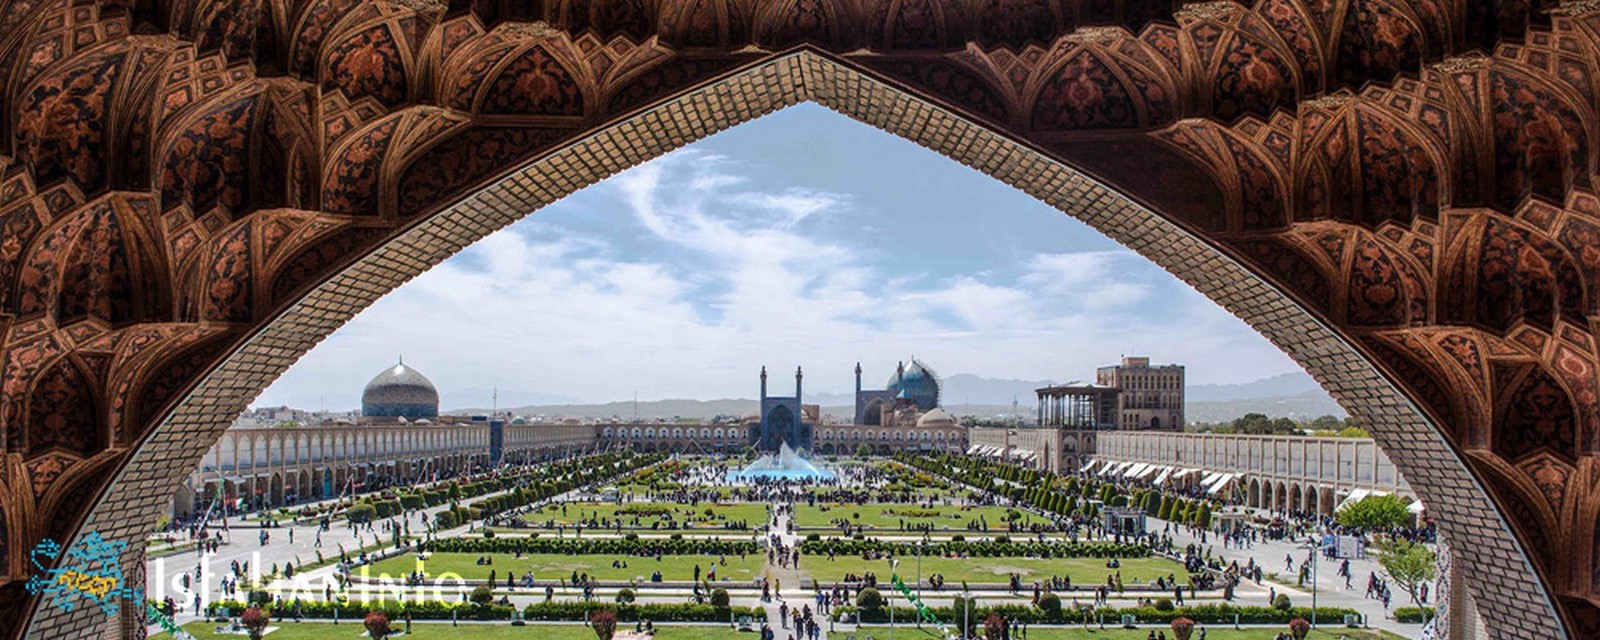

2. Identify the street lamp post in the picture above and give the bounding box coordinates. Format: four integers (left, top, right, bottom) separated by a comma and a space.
961, 591, 972, 640
1305, 537, 1320, 629
890, 558, 899, 640
916, 540, 923, 628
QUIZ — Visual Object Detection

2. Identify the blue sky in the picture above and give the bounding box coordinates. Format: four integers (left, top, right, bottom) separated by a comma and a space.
254, 104, 1305, 410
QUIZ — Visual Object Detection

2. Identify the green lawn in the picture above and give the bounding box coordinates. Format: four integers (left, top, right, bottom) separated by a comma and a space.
853, 628, 1404, 640
154, 622, 760, 639
519, 502, 769, 531
363, 552, 767, 583
792, 504, 1051, 532
803, 554, 1188, 586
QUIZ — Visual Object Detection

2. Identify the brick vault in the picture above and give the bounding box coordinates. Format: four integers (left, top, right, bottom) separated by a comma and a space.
0, 0, 1597, 637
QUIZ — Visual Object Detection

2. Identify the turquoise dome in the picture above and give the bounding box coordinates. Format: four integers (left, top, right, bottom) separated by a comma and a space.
886, 359, 941, 411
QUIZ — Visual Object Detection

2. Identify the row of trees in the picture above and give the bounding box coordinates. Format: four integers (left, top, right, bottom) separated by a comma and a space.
896, 452, 1219, 531
1189, 413, 1367, 437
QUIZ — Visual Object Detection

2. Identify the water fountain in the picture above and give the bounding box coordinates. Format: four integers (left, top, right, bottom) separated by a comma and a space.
727, 442, 835, 482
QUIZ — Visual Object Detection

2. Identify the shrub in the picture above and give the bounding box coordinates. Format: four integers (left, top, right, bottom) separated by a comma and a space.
1037, 593, 1060, 617
1273, 594, 1292, 611
1154, 598, 1175, 612
241, 607, 269, 640
856, 588, 883, 611
1394, 607, 1434, 623
1170, 617, 1195, 640
470, 585, 493, 606
591, 610, 618, 640
710, 588, 730, 608
1289, 617, 1310, 640
346, 504, 377, 524
616, 588, 636, 604
364, 611, 391, 639
983, 612, 1005, 640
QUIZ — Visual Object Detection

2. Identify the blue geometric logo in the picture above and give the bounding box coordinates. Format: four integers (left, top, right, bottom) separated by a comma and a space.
25, 531, 138, 616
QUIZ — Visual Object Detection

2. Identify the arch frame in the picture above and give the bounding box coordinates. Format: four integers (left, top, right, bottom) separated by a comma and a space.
20, 49, 1566, 639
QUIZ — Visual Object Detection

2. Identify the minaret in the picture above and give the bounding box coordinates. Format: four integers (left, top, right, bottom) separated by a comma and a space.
896, 361, 905, 386
795, 366, 803, 402
760, 366, 768, 401
854, 362, 862, 394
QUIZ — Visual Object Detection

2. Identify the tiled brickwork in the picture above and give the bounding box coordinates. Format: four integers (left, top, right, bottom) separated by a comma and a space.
25, 53, 1563, 640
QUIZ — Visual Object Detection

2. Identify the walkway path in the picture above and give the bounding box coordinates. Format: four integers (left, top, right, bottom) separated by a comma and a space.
764, 503, 825, 640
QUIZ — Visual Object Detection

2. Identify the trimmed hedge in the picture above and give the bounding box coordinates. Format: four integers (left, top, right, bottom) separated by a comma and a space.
837, 603, 1359, 625
418, 537, 758, 556
345, 504, 377, 524
208, 599, 514, 621
800, 538, 1147, 559
520, 602, 762, 622
1394, 607, 1434, 623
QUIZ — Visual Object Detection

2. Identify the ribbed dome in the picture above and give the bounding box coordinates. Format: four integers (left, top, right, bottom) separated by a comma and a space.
361, 360, 440, 419
917, 407, 957, 427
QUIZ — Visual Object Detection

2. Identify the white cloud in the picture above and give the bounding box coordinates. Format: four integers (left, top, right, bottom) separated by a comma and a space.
255, 121, 1304, 410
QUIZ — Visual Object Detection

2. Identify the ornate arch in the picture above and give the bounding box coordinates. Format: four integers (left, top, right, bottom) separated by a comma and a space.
1, 3, 1597, 638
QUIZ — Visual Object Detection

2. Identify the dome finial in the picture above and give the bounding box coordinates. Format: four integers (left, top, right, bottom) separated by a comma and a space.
398, 354, 404, 366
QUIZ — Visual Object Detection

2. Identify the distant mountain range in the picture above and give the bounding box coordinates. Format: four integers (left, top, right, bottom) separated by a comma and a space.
447, 370, 1345, 423
1185, 372, 1345, 422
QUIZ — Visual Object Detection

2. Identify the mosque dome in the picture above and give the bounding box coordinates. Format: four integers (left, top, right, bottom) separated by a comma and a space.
886, 358, 941, 411
916, 407, 957, 427
361, 360, 440, 419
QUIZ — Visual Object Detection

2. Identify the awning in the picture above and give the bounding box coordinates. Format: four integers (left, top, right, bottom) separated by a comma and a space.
1336, 489, 1371, 512
1172, 468, 1199, 479
222, 475, 247, 484
1136, 464, 1161, 480
1114, 461, 1134, 475
1199, 471, 1221, 485
1206, 473, 1238, 495
966, 444, 983, 455
1079, 460, 1100, 474
1407, 499, 1425, 514
1152, 467, 1173, 485
1123, 462, 1148, 478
